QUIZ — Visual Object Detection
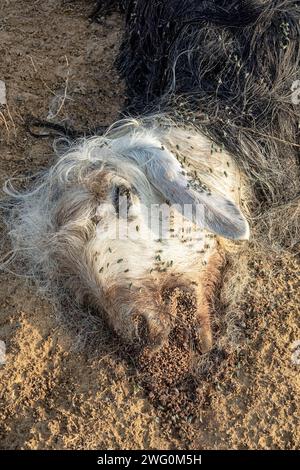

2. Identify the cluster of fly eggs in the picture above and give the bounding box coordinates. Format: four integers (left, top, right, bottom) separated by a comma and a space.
151, 246, 175, 274
98, 250, 130, 275
180, 236, 194, 245
174, 151, 192, 178
186, 226, 195, 243
280, 21, 290, 49
187, 169, 210, 193
180, 221, 196, 241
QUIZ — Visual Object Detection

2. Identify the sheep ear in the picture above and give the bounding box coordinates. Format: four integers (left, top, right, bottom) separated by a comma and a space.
193, 190, 250, 241
161, 177, 249, 241
128, 146, 249, 240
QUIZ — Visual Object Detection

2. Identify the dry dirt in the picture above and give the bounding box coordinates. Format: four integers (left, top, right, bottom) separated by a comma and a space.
0, 0, 299, 450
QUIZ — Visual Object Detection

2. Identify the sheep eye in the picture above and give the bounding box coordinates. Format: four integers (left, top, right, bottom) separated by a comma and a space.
113, 184, 133, 217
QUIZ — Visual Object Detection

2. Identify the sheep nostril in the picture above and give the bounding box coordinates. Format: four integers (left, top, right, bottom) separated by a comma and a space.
144, 312, 170, 351
133, 311, 170, 351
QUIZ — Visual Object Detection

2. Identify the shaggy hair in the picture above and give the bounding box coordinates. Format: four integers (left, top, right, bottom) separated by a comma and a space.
1, 117, 250, 351
1, 0, 299, 352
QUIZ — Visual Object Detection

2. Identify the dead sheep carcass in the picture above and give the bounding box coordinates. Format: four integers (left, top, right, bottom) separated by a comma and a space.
1, 0, 299, 352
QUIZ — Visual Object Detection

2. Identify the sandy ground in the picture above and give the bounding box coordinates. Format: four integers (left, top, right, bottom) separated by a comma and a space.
0, 0, 299, 450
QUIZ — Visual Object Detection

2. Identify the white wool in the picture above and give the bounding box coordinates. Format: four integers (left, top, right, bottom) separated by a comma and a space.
1, 116, 250, 344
